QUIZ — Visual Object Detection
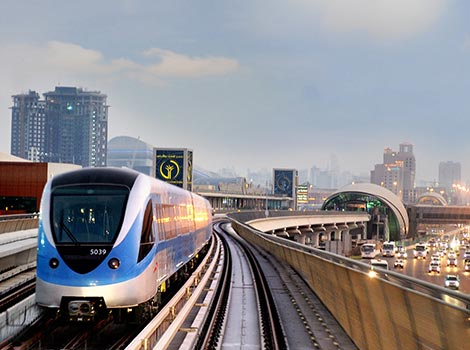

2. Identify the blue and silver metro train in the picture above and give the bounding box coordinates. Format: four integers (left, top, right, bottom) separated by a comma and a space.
35, 167, 212, 322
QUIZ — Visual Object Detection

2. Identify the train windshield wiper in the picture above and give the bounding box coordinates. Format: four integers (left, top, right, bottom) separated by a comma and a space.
61, 222, 80, 245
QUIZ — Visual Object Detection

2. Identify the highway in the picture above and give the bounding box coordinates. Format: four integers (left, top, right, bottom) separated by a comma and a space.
362, 229, 470, 294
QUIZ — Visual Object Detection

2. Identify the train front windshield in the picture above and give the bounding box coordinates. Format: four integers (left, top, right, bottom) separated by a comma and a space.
51, 185, 129, 244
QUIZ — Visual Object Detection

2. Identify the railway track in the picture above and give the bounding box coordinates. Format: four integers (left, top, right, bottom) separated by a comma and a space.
203, 220, 287, 350
2, 221, 357, 349
2, 233, 219, 350
0, 264, 36, 312
218, 220, 358, 350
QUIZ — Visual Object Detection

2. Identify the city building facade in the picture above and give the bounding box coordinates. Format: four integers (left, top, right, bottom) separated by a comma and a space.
370, 143, 416, 204
10, 86, 108, 167
439, 161, 461, 188
10, 91, 46, 162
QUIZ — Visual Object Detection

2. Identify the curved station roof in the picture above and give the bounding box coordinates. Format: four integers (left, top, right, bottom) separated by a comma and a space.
416, 192, 447, 206
321, 183, 409, 238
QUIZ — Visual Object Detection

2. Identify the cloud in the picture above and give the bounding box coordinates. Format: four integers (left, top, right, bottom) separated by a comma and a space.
291, 0, 447, 41
321, 0, 446, 40
143, 48, 241, 78
0, 41, 240, 88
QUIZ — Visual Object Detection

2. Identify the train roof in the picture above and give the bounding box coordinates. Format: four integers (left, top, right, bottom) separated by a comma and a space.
51, 167, 140, 189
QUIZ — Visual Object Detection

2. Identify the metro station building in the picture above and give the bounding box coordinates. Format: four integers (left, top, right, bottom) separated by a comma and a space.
0, 153, 80, 215
321, 183, 409, 241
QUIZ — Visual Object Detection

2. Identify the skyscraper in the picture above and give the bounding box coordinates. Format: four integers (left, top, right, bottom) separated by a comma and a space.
43, 87, 108, 167
10, 86, 109, 167
10, 91, 46, 162
370, 142, 416, 203
438, 161, 461, 189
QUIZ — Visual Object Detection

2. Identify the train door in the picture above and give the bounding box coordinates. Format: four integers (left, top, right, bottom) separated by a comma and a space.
153, 196, 169, 283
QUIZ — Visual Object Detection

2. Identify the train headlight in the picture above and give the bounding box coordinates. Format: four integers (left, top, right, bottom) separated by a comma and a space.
49, 258, 59, 269
108, 258, 120, 269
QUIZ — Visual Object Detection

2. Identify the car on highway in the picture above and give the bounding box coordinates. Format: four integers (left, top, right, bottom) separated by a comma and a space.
393, 258, 405, 269
428, 261, 441, 274
444, 275, 460, 290
464, 260, 470, 273
397, 248, 407, 259
464, 250, 470, 259
370, 259, 389, 271
414, 244, 427, 259
447, 257, 457, 267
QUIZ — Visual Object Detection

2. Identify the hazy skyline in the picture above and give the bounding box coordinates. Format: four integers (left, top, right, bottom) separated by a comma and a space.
1, 1, 470, 183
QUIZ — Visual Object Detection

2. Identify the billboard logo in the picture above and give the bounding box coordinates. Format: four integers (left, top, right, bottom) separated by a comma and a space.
159, 159, 181, 180
154, 148, 190, 189
274, 169, 295, 197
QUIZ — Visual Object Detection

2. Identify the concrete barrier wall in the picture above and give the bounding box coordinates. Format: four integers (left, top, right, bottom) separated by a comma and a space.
0, 218, 38, 234
230, 220, 470, 350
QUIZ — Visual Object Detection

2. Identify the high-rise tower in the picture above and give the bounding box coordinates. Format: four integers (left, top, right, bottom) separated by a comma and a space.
10, 86, 108, 167
10, 91, 46, 162
370, 142, 416, 203
43, 87, 108, 167
438, 161, 461, 189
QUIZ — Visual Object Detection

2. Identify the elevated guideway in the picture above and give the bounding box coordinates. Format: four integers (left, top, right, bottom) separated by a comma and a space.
227, 210, 470, 350
3, 210, 470, 349
247, 210, 370, 256
408, 204, 470, 234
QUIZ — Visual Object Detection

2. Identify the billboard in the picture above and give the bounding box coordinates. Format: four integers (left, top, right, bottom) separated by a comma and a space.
273, 168, 296, 197
154, 148, 193, 190
297, 184, 308, 204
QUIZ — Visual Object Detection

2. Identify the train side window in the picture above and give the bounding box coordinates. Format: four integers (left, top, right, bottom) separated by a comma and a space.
162, 204, 176, 240
138, 201, 154, 262
155, 203, 165, 241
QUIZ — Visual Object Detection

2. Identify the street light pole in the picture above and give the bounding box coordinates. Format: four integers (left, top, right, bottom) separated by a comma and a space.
265, 180, 269, 217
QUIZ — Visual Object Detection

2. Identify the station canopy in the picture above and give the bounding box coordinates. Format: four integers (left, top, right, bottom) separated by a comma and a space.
321, 183, 409, 240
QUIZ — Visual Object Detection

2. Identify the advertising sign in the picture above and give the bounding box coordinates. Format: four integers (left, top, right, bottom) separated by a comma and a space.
154, 148, 191, 189
273, 169, 295, 197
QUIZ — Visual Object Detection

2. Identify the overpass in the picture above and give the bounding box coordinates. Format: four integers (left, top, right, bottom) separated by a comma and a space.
408, 204, 470, 234
196, 191, 293, 212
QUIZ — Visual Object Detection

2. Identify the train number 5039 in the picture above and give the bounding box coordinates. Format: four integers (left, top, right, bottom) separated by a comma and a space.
90, 249, 107, 255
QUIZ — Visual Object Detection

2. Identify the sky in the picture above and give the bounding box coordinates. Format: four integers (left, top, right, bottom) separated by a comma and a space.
1, 0, 470, 183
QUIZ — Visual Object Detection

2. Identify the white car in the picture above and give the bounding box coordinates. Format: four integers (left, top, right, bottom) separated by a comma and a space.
447, 257, 457, 267
370, 259, 389, 271
414, 244, 427, 259
397, 249, 407, 259
444, 275, 460, 290
428, 261, 441, 274
393, 258, 405, 268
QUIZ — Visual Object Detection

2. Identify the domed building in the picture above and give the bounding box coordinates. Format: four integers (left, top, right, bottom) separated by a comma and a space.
416, 192, 447, 206
321, 183, 409, 242
107, 136, 154, 176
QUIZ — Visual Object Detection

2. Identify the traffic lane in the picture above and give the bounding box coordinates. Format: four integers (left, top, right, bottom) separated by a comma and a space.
383, 247, 470, 293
